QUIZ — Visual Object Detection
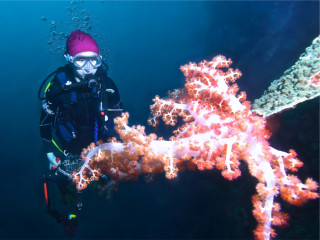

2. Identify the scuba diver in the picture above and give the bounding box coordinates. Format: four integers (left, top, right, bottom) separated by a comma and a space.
39, 30, 123, 237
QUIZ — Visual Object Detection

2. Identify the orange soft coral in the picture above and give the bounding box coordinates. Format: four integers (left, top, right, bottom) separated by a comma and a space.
73, 56, 318, 240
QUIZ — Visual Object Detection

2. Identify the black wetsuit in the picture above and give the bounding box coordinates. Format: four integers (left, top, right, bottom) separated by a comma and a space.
40, 64, 123, 156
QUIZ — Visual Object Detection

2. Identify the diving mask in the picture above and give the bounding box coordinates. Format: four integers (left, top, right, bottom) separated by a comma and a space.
65, 52, 102, 71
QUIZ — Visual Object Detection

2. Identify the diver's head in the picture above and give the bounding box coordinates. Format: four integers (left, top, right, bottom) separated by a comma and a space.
65, 30, 102, 79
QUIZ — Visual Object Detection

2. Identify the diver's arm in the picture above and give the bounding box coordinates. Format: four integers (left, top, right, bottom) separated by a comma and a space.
40, 76, 62, 168
104, 77, 123, 116
100, 77, 123, 139
40, 106, 61, 169
40, 103, 55, 153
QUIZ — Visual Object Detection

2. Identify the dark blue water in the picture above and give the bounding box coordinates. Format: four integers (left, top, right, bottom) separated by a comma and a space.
0, 1, 318, 239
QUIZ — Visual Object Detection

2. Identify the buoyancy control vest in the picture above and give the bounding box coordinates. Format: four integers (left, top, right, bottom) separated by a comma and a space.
40, 64, 123, 155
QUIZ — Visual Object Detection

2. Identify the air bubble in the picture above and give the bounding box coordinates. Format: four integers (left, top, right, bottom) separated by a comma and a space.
40, 16, 47, 22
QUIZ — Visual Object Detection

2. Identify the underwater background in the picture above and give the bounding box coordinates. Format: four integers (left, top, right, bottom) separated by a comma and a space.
0, 0, 318, 239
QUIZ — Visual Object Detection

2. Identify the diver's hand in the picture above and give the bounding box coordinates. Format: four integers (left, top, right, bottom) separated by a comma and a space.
47, 152, 61, 170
